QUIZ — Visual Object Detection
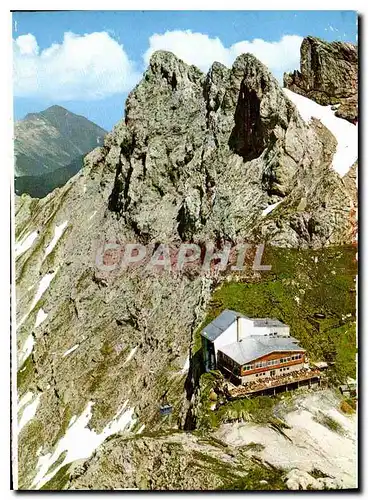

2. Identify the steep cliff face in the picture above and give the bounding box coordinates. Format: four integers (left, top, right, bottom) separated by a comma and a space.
15, 45, 357, 490
284, 36, 358, 123
107, 50, 356, 248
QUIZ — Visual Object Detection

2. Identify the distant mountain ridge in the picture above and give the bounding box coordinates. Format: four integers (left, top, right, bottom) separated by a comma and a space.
14, 105, 107, 196
15, 155, 85, 198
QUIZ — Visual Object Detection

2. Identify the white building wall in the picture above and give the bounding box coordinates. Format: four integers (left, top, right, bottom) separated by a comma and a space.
213, 322, 237, 360
237, 317, 255, 339
213, 317, 257, 359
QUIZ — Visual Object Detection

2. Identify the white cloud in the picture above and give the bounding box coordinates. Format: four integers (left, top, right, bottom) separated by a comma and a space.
13, 32, 140, 100
231, 36, 303, 79
13, 30, 303, 102
15, 34, 39, 56
144, 31, 232, 71
144, 30, 303, 81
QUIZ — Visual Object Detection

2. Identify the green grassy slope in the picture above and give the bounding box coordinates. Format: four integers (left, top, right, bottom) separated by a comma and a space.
196, 245, 357, 382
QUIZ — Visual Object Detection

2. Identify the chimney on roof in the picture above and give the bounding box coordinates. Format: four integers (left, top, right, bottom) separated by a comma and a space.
237, 315, 242, 342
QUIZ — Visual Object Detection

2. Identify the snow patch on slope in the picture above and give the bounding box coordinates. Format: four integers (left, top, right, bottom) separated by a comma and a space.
180, 356, 190, 374
18, 392, 41, 433
32, 400, 136, 489
43, 221, 68, 261
31, 270, 58, 310
283, 88, 357, 177
18, 391, 33, 410
63, 344, 79, 357
262, 201, 282, 217
123, 346, 138, 366
15, 231, 38, 258
35, 308, 47, 328
19, 334, 34, 365
18, 269, 58, 328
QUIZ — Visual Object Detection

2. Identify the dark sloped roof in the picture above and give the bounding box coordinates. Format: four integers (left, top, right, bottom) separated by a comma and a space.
219, 335, 304, 365
201, 309, 247, 342
201, 311, 289, 342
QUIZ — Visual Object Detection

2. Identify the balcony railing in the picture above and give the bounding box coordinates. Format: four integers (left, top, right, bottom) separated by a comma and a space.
228, 367, 321, 398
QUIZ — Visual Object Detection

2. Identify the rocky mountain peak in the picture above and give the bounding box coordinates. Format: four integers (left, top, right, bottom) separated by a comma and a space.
284, 36, 358, 123
146, 50, 205, 91
106, 44, 356, 247
15, 105, 107, 184
42, 104, 70, 115
227, 53, 296, 161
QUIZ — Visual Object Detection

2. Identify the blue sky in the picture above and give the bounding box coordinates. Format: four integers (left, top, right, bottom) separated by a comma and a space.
13, 10, 358, 131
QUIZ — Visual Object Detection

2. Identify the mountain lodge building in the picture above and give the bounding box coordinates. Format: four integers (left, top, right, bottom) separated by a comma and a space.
201, 310, 307, 385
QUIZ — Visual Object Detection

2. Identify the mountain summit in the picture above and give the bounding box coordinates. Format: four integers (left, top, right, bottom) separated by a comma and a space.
108, 48, 356, 247
14, 106, 107, 196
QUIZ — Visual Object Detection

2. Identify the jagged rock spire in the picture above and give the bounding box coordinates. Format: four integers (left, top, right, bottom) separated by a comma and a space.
106, 47, 354, 247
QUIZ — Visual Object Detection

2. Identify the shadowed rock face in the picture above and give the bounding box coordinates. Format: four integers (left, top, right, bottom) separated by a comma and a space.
229, 81, 265, 161
284, 36, 358, 123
